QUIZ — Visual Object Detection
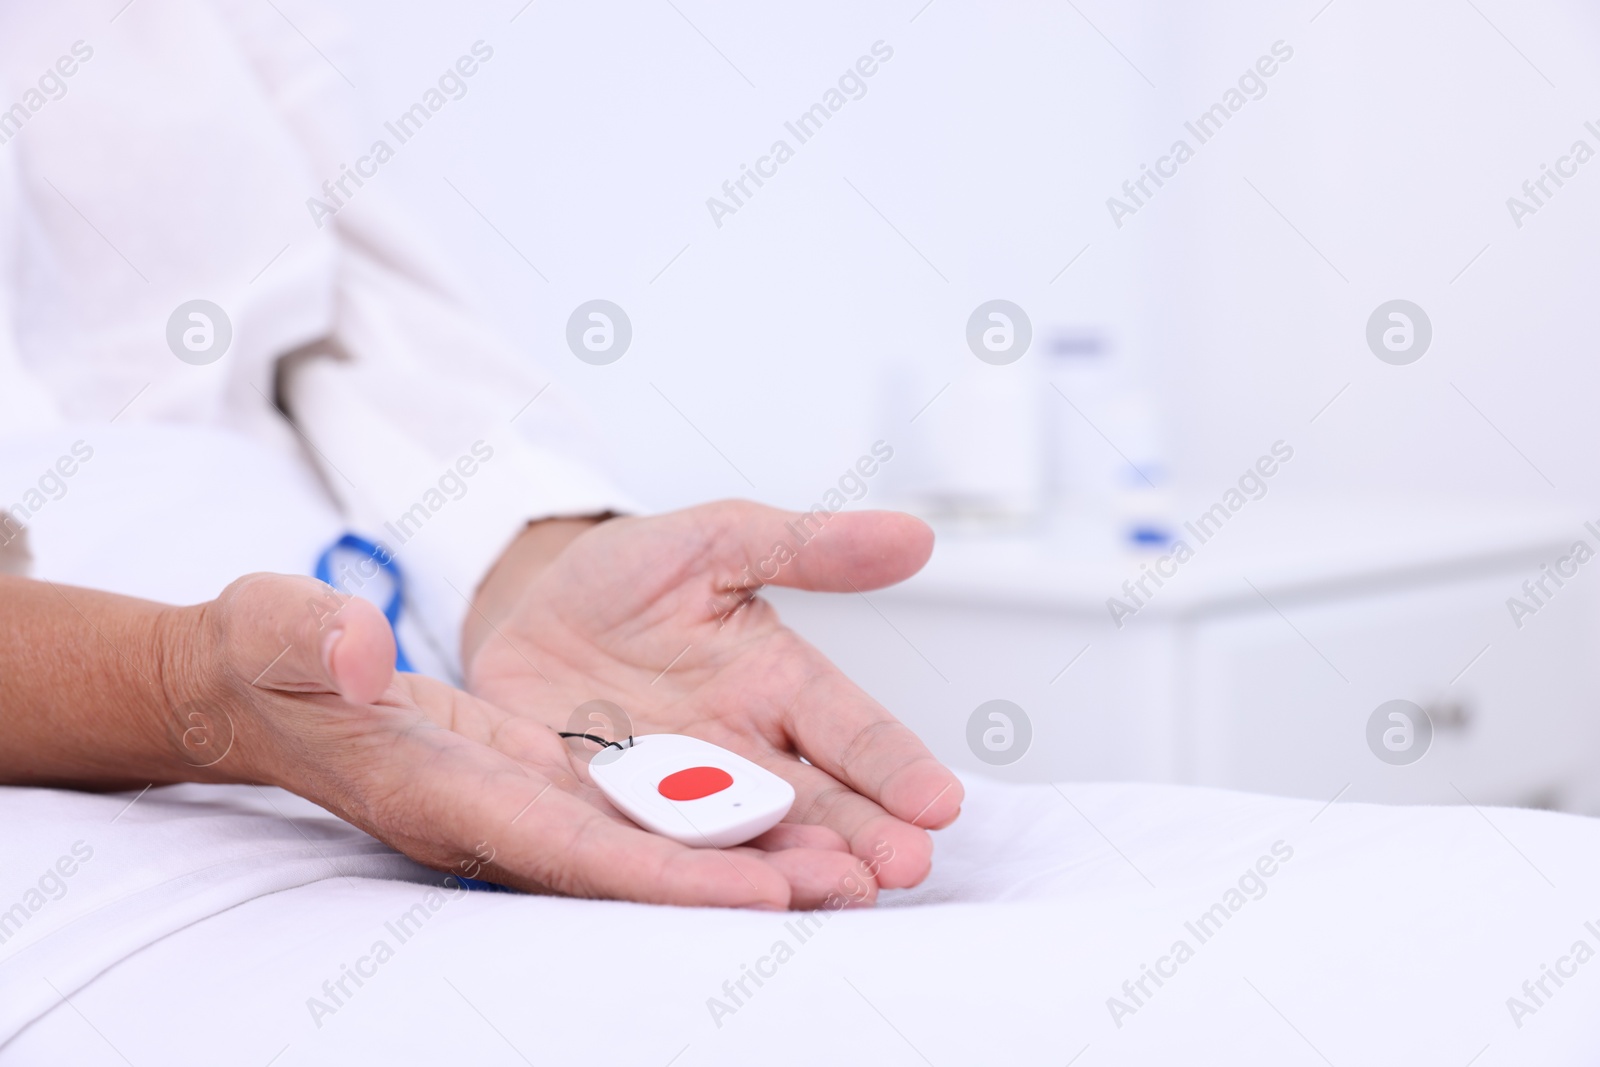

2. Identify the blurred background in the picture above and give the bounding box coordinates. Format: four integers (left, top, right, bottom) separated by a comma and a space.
42, 0, 1600, 810
343, 0, 1600, 512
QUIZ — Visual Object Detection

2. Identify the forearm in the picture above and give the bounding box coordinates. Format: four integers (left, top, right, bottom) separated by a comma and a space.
0, 576, 195, 790
1, 512, 602, 791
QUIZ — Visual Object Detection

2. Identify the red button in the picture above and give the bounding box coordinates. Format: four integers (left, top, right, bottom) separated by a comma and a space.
658, 766, 734, 801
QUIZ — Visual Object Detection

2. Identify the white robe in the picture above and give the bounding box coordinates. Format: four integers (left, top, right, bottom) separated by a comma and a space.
0, 1, 631, 673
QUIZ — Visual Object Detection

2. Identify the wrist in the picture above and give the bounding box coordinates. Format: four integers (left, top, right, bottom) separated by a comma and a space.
462, 516, 604, 669
151, 599, 262, 787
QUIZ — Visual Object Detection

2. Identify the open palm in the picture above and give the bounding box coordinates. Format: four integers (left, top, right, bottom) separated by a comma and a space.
461, 502, 964, 905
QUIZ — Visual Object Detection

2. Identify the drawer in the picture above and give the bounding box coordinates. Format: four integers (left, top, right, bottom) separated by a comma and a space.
1184, 568, 1600, 807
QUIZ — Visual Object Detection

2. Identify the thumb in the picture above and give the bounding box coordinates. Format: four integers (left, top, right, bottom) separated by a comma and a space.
699, 501, 935, 595
212, 573, 397, 705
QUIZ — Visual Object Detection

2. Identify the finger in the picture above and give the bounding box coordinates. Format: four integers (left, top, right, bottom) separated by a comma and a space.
746, 822, 851, 854
779, 661, 964, 833
349, 723, 793, 909
395, 670, 548, 740
741, 846, 878, 909
692, 501, 934, 595
408, 695, 863, 906
443, 711, 867, 903
510, 785, 792, 908
214, 573, 396, 705
398, 676, 873, 904
748, 751, 936, 890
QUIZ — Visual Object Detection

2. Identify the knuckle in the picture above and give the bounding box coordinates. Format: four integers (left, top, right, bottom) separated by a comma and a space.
837, 717, 906, 774
797, 783, 855, 827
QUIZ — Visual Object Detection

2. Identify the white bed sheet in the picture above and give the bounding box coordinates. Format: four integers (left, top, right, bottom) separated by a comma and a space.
2, 774, 1598, 1065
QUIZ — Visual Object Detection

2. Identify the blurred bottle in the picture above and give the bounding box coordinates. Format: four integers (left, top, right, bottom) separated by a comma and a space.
1043, 330, 1173, 552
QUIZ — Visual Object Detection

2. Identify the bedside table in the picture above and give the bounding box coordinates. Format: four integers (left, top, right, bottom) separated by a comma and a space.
767, 500, 1600, 811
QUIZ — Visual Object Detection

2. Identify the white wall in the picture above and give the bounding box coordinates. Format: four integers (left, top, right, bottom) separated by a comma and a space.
1145, 0, 1600, 509
333, 0, 1600, 517
333, 1, 1139, 511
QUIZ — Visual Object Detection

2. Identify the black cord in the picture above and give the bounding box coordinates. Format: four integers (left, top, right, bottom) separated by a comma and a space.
558, 731, 627, 751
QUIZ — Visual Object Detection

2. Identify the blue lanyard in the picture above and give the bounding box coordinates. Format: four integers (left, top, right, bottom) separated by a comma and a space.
313, 533, 414, 673
315, 534, 508, 893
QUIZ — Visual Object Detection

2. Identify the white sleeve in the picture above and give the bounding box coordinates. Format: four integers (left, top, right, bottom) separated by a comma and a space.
0, 149, 65, 575
206, 2, 638, 672
0, 150, 62, 438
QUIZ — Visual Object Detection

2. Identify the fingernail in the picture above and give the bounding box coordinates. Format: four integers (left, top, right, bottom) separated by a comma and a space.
320, 627, 344, 680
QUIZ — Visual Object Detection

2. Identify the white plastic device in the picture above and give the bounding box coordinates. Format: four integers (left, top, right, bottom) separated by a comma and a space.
587, 734, 795, 848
